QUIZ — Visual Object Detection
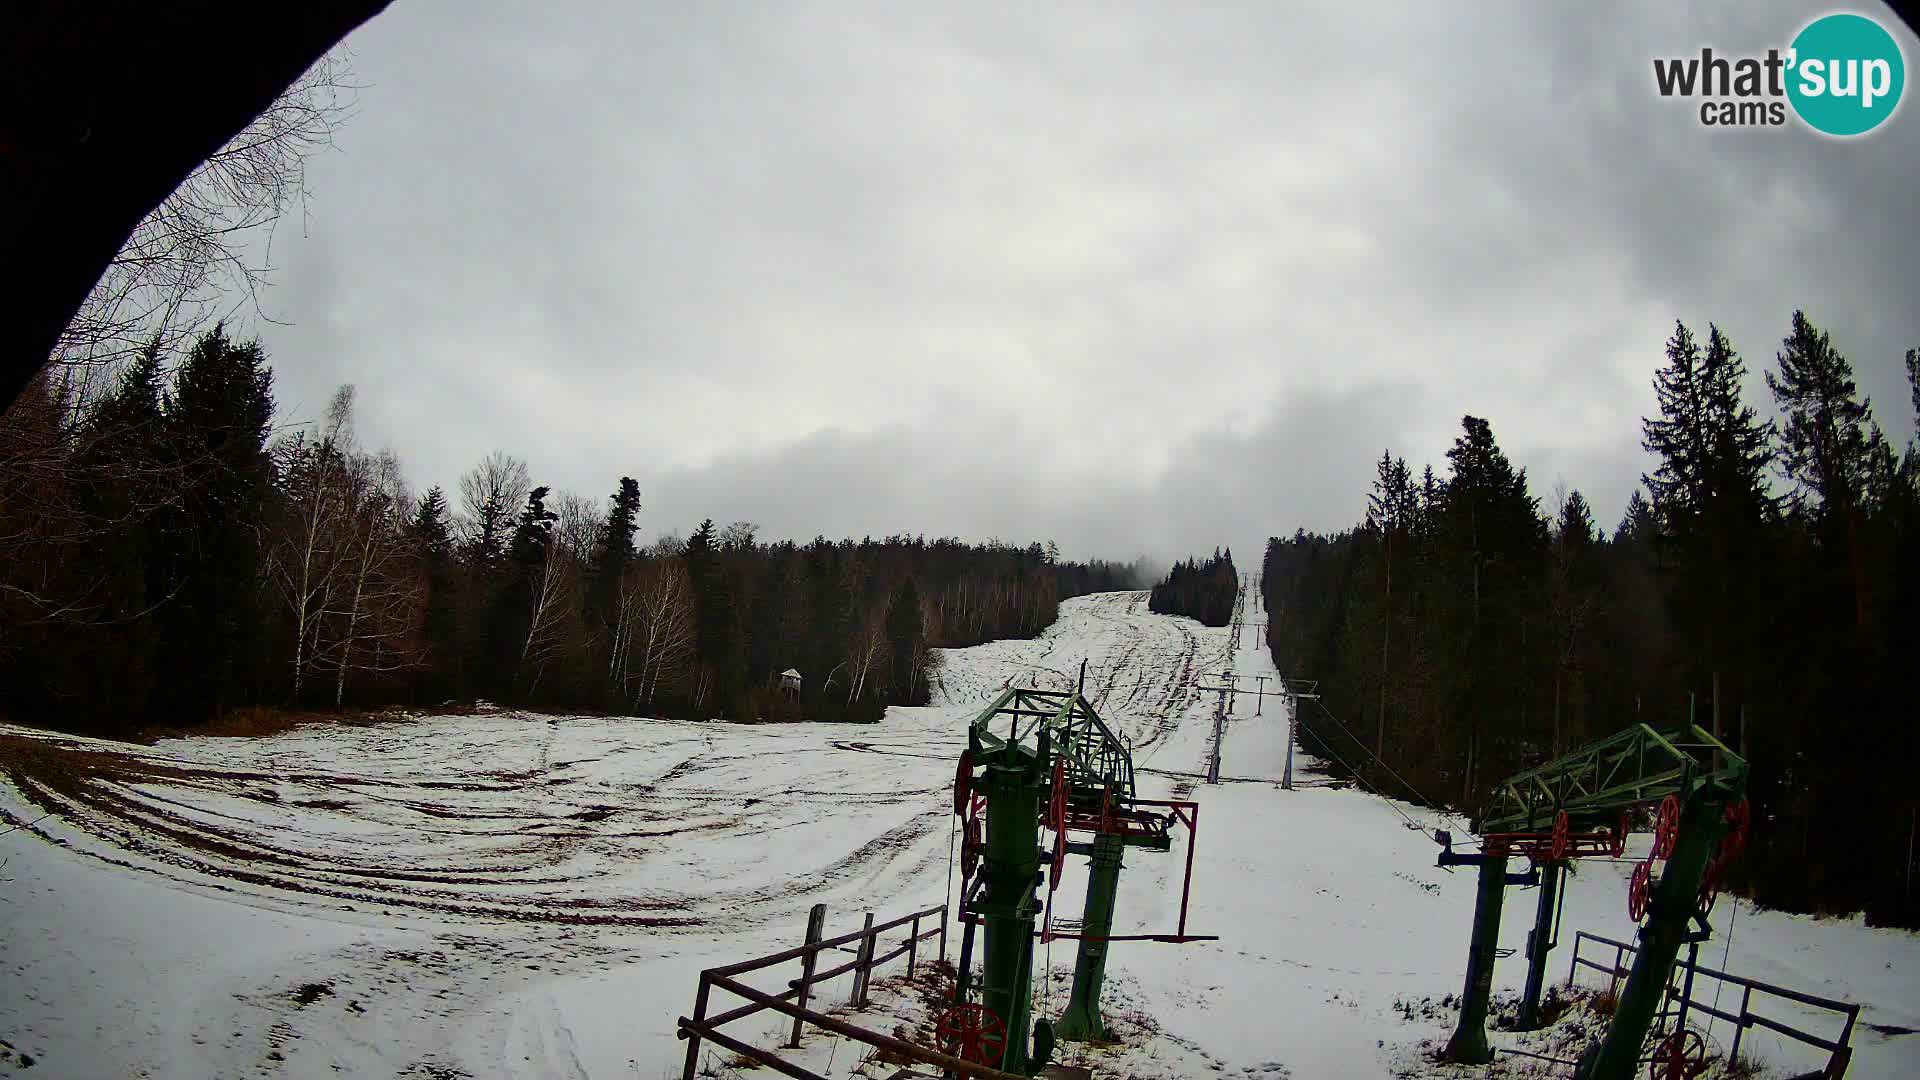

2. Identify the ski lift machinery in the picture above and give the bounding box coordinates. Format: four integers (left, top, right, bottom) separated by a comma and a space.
1433, 721, 1750, 1080
943, 683, 1215, 1076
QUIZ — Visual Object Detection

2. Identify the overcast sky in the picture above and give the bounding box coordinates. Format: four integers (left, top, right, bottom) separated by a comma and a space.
246, 2, 1920, 567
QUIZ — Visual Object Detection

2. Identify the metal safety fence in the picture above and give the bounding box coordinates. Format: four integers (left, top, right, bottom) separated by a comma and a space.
1567, 930, 1859, 1078
677, 901, 1025, 1080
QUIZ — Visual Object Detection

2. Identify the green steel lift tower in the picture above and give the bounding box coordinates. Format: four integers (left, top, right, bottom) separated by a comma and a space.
1435, 722, 1749, 1080
944, 686, 1210, 1074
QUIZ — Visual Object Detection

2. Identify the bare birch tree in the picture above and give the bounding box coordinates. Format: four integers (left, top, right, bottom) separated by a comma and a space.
846, 608, 890, 705
53, 55, 358, 388
553, 491, 604, 565
458, 450, 530, 565
518, 529, 578, 696
321, 449, 421, 705
630, 556, 696, 709
265, 400, 351, 702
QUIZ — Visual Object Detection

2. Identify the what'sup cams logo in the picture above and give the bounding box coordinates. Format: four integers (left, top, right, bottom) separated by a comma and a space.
1653, 12, 1906, 136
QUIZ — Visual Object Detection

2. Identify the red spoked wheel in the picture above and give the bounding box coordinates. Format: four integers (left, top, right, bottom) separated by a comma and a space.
1612, 810, 1631, 858
1697, 856, 1723, 915
1653, 795, 1681, 860
1049, 818, 1068, 892
953, 749, 974, 817
936, 1002, 1008, 1067
961, 813, 984, 879
1551, 810, 1571, 861
1046, 757, 1069, 891
1721, 799, 1750, 861
1647, 1028, 1708, 1080
1048, 757, 1068, 831
1628, 860, 1653, 922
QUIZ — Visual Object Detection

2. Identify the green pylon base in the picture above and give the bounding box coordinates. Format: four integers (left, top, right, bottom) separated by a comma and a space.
1055, 832, 1125, 1043
1441, 848, 1510, 1065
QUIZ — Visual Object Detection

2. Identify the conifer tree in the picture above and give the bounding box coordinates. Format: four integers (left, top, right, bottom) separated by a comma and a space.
488, 485, 557, 699
147, 325, 275, 719
587, 477, 641, 625
1436, 415, 1545, 799
683, 518, 738, 712
412, 486, 458, 699
1907, 348, 1919, 436
1641, 322, 1775, 720
1364, 450, 1415, 760
1767, 310, 1885, 628
70, 346, 169, 715
1615, 489, 1658, 545
1768, 311, 1882, 514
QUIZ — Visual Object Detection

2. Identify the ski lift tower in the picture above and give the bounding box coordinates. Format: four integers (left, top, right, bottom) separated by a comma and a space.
946, 686, 1213, 1075
1434, 721, 1749, 1080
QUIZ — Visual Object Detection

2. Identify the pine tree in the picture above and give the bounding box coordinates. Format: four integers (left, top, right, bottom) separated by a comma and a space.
1616, 489, 1658, 545
69, 345, 169, 717
488, 485, 557, 699
1907, 348, 1920, 439
1640, 322, 1776, 721
587, 478, 641, 623
147, 325, 275, 720
1436, 415, 1546, 800
1548, 489, 1599, 752
1643, 322, 1710, 519
1768, 312, 1882, 513
1767, 310, 1886, 628
683, 518, 738, 713
1364, 450, 1415, 762
412, 486, 458, 700
1903, 348, 1920, 485
585, 478, 642, 704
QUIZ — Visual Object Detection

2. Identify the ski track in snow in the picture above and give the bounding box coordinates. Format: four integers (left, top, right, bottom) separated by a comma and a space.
1, 586, 1915, 1079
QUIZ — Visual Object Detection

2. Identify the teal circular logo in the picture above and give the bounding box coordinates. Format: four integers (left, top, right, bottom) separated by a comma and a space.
1787, 13, 1905, 136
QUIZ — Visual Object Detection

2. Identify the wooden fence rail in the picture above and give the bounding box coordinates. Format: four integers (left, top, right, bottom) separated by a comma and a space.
677, 901, 1025, 1080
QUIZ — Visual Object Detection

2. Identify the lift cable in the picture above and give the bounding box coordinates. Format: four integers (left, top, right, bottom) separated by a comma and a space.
1705, 896, 1742, 1047
1282, 699, 1443, 841
1308, 697, 1448, 817
946, 809, 958, 922
1302, 696, 1450, 841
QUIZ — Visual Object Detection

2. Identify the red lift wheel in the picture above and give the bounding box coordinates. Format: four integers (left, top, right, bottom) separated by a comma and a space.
1612, 809, 1631, 858
1049, 757, 1068, 831
953, 749, 974, 816
1049, 819, 1067, 892
1628, 860, 1653, 922
1647, 1028, 1708, 1080
961, 813, 983, 879
1697, 856, 1723, 915
1550, 810, 1571, 861
1653, 795, 1681, 860
936, 1002, 1008, 1066
1721, 799, 1750, 861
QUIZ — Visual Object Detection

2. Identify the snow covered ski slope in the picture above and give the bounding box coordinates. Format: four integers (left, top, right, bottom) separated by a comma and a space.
2, 587, 1915, 1079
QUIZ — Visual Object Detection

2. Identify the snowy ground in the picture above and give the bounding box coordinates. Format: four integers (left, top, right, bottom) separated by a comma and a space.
2, 587, 1915, 1079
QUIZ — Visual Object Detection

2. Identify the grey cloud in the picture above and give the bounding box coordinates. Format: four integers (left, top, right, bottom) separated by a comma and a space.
242, 1, 1918, 563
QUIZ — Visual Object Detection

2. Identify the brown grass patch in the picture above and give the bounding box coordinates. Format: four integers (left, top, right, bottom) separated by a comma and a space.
138, 705, 419, 742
